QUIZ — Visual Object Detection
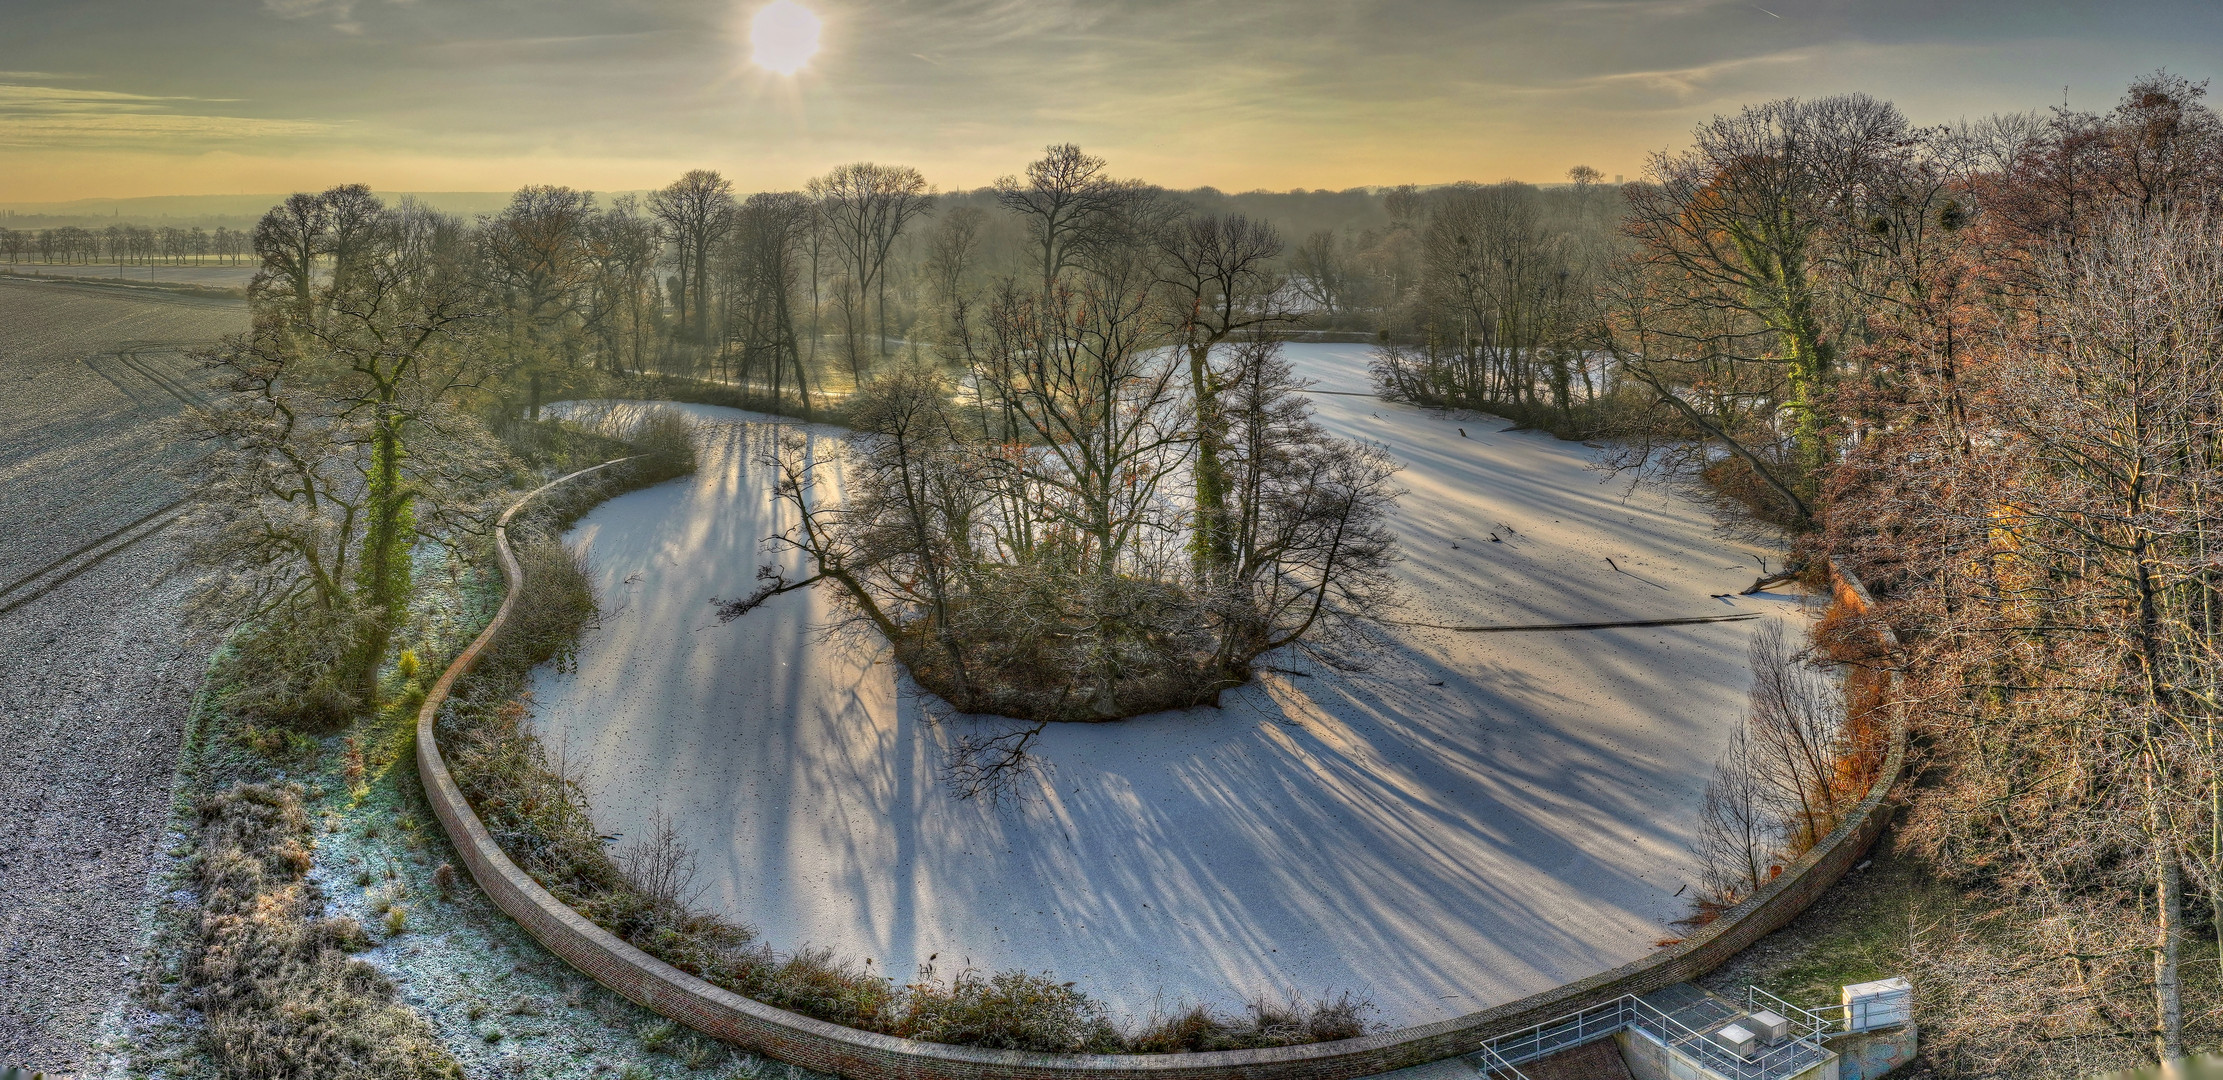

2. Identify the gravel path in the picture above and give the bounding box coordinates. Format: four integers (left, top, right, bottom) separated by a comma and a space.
0, 277, 240, 1074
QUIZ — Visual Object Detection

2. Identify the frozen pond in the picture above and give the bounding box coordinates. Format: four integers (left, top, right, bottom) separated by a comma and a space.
527, 344, 1805, 1026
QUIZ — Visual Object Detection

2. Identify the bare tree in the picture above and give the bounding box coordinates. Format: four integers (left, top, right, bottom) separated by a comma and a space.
481, 185, 598, 418
1156, 213, 1296, 573
191, 193, 509, 702
736, 304, 1399, 726
616, 808, 705, 916
922, 205, 985, 326
1689, 623, 1848, 918
650, 169, 737, 350
583, 195, 663, 375
1624, 94, 1909, 475
994, 144, 1138, 298
321, 183, 389, 318
1286, 229, 1350, 320
1846, 204, 2223, 1070
249, 192, 329, 325
809, 162, 935, 378
1694, 725, 1772, 908
724, 191, 819, 411
1367, 182, 1609, 435
1590, 255, 1816, 530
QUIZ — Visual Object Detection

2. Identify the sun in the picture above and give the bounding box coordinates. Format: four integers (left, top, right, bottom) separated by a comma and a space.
749, 1, 822, 75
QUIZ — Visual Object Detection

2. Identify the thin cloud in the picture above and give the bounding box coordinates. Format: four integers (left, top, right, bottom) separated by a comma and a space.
261, 0, 362, 33
1537, 0, 1746, 17
0, 113, 330, 147
0, 84, 221, 112
1576, 50, 1814, 100
0, 80, 326, 148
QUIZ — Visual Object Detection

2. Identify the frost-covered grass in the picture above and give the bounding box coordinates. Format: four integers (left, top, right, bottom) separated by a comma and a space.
93, 416, 807, 1080
96, 558, 818, 1080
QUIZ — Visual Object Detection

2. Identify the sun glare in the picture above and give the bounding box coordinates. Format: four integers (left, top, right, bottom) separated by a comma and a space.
749, 1, 822, 75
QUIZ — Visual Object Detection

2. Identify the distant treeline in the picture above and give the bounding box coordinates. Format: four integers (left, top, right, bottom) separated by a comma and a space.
0, 223, 254, 265
209, 169, 1628, 419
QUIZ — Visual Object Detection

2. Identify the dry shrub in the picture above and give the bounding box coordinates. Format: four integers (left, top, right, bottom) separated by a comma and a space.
234, 722, 317, 763
487, 538, 598, 677
893, 966, 1123, 1053
499, 412, 635, 475
622, 410, 699, 480
1698, 454, 1811, 533
216, 605, 373, 730
744, 947, 895, 1031
186, 783, 459, 1079
442, 698, 796, 1013
440, 691, 904, 1031
888, 573, 1244, 724
444, 696, 618, 903
614, 810, 703, 917
1130, 992, 1374, 1052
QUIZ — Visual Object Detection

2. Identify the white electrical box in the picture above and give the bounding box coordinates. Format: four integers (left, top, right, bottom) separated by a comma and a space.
1747, 1009, 1790, 1044
1843, 977, 1912, 1032
1712, 1022, 1759, 1059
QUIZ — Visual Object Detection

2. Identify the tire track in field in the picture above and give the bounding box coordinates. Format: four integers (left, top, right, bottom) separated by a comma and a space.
1, 344, 216, 621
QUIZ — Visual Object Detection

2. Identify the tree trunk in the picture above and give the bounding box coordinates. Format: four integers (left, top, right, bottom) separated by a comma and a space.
2154, 835, 2186, 1065
1190, 341, 1233, 574
354, 419, 415, 697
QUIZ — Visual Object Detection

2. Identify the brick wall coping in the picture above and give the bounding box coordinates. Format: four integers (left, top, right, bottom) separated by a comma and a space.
417, 459, 1910, 1080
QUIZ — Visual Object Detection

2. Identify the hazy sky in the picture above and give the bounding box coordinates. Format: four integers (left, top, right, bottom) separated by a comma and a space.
3, 0, 2219, 202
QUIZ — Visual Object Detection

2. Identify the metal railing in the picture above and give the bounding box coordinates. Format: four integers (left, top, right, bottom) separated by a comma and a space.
1478, 997, 1633, 1067
1744, 986, 1836, 1042
1625, 994, 1828, 1080
1472, 1045, 1533, 1080
1472, 987, 1834, 1080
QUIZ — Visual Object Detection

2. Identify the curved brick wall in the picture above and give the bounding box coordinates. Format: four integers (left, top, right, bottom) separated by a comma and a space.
417, 460, 1910, 1080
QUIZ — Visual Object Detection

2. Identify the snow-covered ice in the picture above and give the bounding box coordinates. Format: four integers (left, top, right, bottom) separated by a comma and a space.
528, 344, 1806, 1026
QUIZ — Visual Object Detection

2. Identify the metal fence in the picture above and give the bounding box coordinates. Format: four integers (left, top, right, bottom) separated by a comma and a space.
1475, 988, 1836, 1080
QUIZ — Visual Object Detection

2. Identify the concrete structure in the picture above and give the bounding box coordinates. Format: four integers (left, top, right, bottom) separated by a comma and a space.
1842, 980, 1912, 1033
1822, 1024, 1918, 1080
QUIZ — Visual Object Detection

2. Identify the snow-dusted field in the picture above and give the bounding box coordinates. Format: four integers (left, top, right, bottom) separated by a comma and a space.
529, 344, 1807, 1027
1, 262, 256, 289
